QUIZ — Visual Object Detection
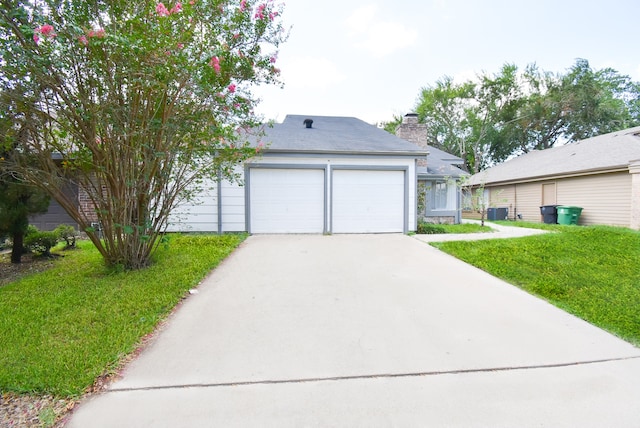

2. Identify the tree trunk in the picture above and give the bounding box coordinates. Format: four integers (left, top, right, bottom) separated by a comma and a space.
11, 231, 24, 264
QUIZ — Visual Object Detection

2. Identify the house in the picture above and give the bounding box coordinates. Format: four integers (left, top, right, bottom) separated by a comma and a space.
167, 115, 429, 234
395, 113, 468, 224
467, 126, 640, 229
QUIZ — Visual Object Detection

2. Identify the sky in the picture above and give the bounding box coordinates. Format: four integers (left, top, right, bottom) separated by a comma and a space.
253, 0, 640, 125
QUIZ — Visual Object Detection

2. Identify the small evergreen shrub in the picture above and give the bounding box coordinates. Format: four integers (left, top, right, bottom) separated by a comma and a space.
24, 226, 60, 257
54, 225, 77, 249
417, 222, 447, 234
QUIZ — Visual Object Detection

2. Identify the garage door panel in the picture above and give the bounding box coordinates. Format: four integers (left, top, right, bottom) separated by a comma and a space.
250, 168, 325, 233
332, 169, 405, 233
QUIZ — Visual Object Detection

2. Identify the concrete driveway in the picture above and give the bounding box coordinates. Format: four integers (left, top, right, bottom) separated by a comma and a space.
68, 234, 640, 427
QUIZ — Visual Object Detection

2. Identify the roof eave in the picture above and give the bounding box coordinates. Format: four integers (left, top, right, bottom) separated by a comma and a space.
263, 148, 429, 157
477, 165, 630, 186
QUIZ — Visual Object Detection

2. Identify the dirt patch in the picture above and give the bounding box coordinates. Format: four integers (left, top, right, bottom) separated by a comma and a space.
0, 393, 76, 428
0, 252, 57, 287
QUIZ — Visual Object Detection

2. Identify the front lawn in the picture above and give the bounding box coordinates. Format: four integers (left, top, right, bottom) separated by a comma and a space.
417, 222, 494, 234
0, 234, 246, 397
432, 226, 640, 346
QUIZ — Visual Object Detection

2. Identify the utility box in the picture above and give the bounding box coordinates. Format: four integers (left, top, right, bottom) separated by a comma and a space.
487, 207, 508, 221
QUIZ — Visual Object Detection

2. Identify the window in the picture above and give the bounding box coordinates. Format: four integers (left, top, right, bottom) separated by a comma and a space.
424, 180, 456, 212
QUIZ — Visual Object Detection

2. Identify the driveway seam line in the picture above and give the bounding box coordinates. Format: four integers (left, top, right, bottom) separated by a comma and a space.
109, 355, 640, 393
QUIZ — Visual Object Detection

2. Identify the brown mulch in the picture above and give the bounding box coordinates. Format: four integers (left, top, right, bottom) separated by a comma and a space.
0, 252, 57, 288
0, 394, 76, 428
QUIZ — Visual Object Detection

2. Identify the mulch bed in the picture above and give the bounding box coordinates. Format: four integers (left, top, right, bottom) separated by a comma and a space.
0, 252, 57, 288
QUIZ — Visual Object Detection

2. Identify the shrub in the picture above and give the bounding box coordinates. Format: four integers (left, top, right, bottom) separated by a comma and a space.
54, 225, 77, 249
417, 222, 447, 234
24, 227, 60, 257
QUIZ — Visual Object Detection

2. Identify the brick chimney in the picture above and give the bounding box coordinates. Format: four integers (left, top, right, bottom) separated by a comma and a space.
396, 113, 428, 166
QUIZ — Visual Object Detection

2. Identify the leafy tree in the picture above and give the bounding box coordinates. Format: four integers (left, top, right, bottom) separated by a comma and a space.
0, 0, 286, 269
0, 177, 50, 263
504, 60, 640, 154
0, 90, 51, 264
409, 65, 520, 173
405, 59, 640, 173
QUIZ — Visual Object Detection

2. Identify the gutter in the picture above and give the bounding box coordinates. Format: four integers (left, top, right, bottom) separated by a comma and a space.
472, 165, 631, 187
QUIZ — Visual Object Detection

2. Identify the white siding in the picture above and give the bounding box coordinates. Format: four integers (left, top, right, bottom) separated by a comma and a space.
220, 179, 246, 232
166, 178, 219, 232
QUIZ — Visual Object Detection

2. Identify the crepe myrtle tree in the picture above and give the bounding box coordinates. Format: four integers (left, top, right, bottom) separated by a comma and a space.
0, 0, 286, 269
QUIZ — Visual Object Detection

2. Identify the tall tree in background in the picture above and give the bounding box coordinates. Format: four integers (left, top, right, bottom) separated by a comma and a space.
393, 59, 640, 173
0, 88, 51, 264
0, 0, 287, 270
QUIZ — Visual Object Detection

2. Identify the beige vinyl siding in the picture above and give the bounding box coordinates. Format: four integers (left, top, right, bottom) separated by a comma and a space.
512, 183, 542, 222
488, 186, 515, 219
556, 172, 631, 226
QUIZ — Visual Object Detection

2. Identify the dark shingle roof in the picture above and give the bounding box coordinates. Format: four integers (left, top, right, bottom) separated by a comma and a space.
258, 115, 428, 156
469, 126, 640, 185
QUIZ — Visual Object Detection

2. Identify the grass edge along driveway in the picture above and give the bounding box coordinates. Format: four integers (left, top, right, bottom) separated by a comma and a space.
0, 234, 247, 397
432, 224, 640, 348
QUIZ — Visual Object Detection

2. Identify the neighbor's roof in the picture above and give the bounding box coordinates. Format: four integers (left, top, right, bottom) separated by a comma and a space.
469, 126, 640, 185
255, 115, 428, 156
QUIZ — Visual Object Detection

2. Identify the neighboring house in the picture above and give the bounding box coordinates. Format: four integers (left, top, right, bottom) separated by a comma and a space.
467, 126, 640, 229
168, 115, 428, 234
395, 113, 468, 224
29, 179, 79, 231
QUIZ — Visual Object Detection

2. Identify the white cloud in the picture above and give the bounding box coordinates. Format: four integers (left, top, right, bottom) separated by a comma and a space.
280, 56, 347, 89
344, 4, 418, 58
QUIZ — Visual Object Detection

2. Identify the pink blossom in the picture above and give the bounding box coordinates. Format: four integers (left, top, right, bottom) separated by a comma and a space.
254, 4, 266, 19
78, 35, 88, 45
87, 28, 105, 39
270, 55, 277, 63
239, 0, 247, 12
189, 0, 195, 4
170, 2, 182, 14
38, 24, 56, 36
177, 42, 184, 49
209, 56, 221, 73
228, 84, 236, 93
33, 24, 56, 44
233, 33, 240, 39
156, 2, 170, 16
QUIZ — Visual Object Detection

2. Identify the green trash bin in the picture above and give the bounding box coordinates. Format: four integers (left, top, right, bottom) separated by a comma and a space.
556, 206, 583, 225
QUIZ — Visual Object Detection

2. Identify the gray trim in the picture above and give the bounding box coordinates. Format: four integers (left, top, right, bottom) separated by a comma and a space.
414, 159, 419, 231
330, 165, 409, 234
245, 163, 328, 234
217, 168, 223, 234
261, 151, 423, 160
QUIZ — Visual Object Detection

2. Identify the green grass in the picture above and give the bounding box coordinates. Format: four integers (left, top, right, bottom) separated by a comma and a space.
0, 234, 246, 396
417, 222, 493, 234
492, 220, 570, 231
432, 226, 640, 346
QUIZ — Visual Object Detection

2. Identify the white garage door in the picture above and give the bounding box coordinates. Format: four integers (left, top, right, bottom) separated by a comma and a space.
332, 169, 405, 233
249, 168, 325, 233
